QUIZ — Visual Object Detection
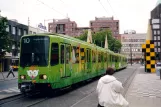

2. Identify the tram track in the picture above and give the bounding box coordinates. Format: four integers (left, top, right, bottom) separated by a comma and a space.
0, 94, 23, 105
70, 67, 138, 107
25, 97, 49, 107
0, 91, 43, 107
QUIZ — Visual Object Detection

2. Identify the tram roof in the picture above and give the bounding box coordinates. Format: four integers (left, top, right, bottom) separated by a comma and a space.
22, 33, 126, 57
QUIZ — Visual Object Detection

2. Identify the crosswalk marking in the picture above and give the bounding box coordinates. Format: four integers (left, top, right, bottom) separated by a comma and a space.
3, 89, 13, 93
140, 66, 145, 68
0, 87, 20, 93
9, 88, 20, 92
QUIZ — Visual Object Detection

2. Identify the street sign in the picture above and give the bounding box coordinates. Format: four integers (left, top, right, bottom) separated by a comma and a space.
38, 23, 46, 30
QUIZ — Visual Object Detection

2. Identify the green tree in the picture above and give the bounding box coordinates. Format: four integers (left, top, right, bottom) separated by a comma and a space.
112, 39, 122, 53
0, 17, 12, 57
75, 30, 88, 41
76, 29, 122, 52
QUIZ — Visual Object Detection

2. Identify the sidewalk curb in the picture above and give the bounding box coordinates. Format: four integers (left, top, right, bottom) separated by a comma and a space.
0, 93, 22, 101
122, 68, 138, 97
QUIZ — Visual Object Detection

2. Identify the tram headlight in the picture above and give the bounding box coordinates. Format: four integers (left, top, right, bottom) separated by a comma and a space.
20, 75, 25, 80
43, 75, 47, 79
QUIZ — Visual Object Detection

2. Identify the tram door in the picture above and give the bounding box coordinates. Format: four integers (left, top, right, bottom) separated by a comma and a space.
60, 44, 71, 78
86, 49, 91, 73
101, 52, 104, 69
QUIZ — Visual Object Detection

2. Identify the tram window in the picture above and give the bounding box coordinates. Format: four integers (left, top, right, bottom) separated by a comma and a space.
92, 51, 96, 62
115, 56, 118, 62
98, 52, 101, 62
104, 53, 107, 62
112, 56, 114, 62
76, 47, 79, 63
101, 53, 103, 61
81, 48, 85, 60
61, 45, 65, 64
66, 45, 71, 64
50, 43, 59, 66
72, 46, 77, 63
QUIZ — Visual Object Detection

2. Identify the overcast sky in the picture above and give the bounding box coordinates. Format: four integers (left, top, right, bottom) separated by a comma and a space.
0, 0, 158, 33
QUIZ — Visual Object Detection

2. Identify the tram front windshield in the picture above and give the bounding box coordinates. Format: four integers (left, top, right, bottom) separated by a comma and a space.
20, 36, 49, 67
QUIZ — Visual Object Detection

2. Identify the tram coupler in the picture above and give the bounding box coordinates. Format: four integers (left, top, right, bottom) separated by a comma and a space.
19, 82, 35, 93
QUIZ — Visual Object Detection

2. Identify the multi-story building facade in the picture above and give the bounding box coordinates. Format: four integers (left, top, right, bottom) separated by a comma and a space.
90, 17, 119, 38
48, 17, 120, 39
48, 18, 78, 36
151, 1, 161, 60
3, 19, 28, 71
29, 26, 48, 34
75, 27, 90, 36
121, 33, 146, 63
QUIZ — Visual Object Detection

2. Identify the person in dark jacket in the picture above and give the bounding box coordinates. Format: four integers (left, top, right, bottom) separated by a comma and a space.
6, 65, 15, 78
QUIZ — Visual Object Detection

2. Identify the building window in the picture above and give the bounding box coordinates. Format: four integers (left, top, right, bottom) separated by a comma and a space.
33, 32, 36, 34
158, 42, 160, 46
155, 42, 157, 46
154, 36, 156, 40
158, 48, 160, 52
155, 48, 157, 52
49, 29, 52, 32
18, 29, 21, 36
12, 26, 16, 34
154, 30, 157, 35
158, 36, 160, 40
24, 30, 27, 35
6, 26, 9, 32
158, 30, 160, 35
29, 31, 32, 34
50, 24, 53, 28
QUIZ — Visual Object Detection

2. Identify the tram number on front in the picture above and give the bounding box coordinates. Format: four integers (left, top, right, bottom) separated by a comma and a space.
23, 38, 30, 43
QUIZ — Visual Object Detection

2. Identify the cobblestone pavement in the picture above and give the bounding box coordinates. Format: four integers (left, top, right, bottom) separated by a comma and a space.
126, 67, 161, 107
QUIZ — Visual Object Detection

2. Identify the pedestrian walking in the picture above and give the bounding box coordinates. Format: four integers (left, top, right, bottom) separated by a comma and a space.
96, 67, 129, 107
155, 60, 161, 76
6, 65, 15, 78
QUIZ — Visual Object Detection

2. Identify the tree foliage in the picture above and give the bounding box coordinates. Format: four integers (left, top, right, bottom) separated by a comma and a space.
0, 17, 12, 57
76, 29, 122, 52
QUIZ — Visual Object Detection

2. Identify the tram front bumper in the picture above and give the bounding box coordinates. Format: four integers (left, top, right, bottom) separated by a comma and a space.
19, 82, 35, 93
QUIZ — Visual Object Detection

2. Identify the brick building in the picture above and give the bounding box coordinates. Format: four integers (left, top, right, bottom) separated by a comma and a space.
48, 18, 78, 36
48, 17, 120, 39
90, 17, 120, 39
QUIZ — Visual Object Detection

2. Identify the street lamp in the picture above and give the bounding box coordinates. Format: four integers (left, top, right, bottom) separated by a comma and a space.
44, 19, 54, 32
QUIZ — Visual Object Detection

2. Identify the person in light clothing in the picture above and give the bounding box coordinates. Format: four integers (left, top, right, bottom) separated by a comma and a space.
96, 67, 129, 107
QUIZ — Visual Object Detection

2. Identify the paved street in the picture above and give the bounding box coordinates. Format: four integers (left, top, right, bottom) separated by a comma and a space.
0, 71, 18, 81
0, 72, 19, 100
31, 65, 138, 107
0, 65, 138, 107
